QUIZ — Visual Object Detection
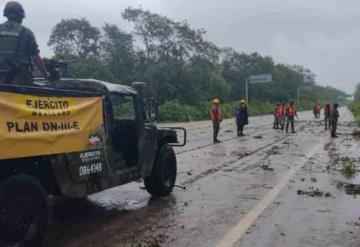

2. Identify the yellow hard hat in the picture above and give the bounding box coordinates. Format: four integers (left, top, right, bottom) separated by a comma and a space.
212, 98, 220, 104
240, 99, 246, 104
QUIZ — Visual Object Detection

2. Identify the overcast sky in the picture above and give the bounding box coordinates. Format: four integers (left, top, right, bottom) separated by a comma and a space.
0, 0, 358, 93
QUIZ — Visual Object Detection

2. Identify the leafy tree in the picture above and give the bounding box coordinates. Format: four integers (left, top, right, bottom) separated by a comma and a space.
66, 58, 114, 82
122, 7, 221, 103
47, 9, 349, 122
354, 83, 360, 102
48, 18, 101, 58
101, 24, 135, 83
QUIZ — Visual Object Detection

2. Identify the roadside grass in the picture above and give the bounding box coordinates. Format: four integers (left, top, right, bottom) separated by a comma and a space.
333, 155, 356, 179
158, 99, 323, 122
266, 145, 280, 156
348, 101, 360, 126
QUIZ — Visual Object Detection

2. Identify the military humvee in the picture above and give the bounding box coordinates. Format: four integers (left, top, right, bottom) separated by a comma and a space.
0, 76, 186, 246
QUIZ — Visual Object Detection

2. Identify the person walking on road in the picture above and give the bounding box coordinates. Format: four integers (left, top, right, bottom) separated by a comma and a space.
330, 103, 339, 138
210, 98, 222, 143
313, 103, 321, 119
273, 103, 281, 129
0, 1, 48, 84
236, 99, 248, 136
279, 102, 287, 130
285, 101, 298, 133
324, 104, 331, 130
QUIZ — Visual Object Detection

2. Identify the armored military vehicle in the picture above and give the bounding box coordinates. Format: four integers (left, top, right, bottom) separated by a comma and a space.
0, 69, 186, 246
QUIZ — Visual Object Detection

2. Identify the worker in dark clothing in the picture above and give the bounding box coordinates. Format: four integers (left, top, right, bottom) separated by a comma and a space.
236, 99, 248, 136
285, 101, 298, 133
210, 98, 222, 143
330, 103, 339, 138
324, 104, 331, 130
0, 1, 48, 84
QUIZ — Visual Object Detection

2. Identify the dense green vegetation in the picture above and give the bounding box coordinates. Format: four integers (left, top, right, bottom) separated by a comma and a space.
349, 84, 360, 125
47, 8, 349, 122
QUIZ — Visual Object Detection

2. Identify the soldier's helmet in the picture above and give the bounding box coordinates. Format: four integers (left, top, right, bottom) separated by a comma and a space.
3, 1, 25, 19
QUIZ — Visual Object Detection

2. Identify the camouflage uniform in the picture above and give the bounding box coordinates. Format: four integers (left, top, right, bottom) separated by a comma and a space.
0, 21, 39, 84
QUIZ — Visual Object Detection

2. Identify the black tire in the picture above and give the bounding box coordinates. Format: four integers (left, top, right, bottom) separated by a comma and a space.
144, 144, 177, 197
0, 175, 49, 247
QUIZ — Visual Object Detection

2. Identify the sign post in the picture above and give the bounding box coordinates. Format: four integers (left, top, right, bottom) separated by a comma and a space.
246, 74, 272, 104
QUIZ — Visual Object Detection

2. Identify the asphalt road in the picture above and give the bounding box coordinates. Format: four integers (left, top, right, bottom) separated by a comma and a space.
43, 108, 360, 247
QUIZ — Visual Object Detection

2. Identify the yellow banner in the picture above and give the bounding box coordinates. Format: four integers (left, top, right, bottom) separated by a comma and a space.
0, 91, 104, 159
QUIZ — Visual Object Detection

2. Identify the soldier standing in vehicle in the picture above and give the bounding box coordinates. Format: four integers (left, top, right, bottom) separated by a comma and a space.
324, 104, 331, 130
285, 101, 298, 133
330, 103, 339, 138
0, 1, 48, 84
236, 99, 248, 136
210, 98, 222, 143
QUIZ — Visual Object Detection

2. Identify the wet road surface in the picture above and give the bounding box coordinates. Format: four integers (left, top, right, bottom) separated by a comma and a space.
43, 108, 360, 247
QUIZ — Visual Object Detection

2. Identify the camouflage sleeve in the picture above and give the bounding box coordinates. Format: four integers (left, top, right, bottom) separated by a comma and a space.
22, 28, 40, 57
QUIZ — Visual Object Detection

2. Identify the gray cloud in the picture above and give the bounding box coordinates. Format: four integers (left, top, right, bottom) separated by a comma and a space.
0, 0, 358, 93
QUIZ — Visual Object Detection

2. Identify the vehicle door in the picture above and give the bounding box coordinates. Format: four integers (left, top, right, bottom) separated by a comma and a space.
139, 98, 158, 177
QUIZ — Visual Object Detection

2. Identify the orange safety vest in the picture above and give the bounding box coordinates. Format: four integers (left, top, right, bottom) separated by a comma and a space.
210, 107, 222, 121
281, 105, 286, 117
287, 106, 296, 117
276, 105, 282, 118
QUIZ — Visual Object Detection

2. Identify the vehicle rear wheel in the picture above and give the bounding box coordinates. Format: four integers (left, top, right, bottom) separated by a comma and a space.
144, 144, 177, 197
0, 175, 49, 247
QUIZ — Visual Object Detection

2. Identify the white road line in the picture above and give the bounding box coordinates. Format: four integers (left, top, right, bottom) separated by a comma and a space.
215, 137, 328, 247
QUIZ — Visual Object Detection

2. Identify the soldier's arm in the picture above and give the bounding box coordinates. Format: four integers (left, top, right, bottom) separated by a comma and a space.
24, 28, 49, 79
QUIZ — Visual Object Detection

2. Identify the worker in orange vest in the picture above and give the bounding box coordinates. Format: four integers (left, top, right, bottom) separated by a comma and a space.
285, 101, 298, 133
313, 103, 321, 119
279, 102, 287, 130
273, 103, 281, 129
210, 98, 222, 143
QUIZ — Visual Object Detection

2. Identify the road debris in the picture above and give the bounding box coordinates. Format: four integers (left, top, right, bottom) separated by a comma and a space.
266, 146, 280, 155
297, 187, 332, 197
337, 181, 360, 195
174, 185, 186, 190
260, 164, 274, 171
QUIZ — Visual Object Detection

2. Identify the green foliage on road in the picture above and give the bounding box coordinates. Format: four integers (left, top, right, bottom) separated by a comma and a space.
349, 84, 360, 125
48, 8, 349, 122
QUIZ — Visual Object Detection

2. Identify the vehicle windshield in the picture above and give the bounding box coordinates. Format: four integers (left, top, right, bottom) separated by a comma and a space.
110, 94, 135, 120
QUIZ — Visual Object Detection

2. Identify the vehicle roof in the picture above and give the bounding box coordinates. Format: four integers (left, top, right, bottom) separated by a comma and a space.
34, 78, 138, 96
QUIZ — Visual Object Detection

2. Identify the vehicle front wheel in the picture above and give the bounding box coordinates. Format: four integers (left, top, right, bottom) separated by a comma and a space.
144, 144, 177, 197
0, 175, 49, 247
